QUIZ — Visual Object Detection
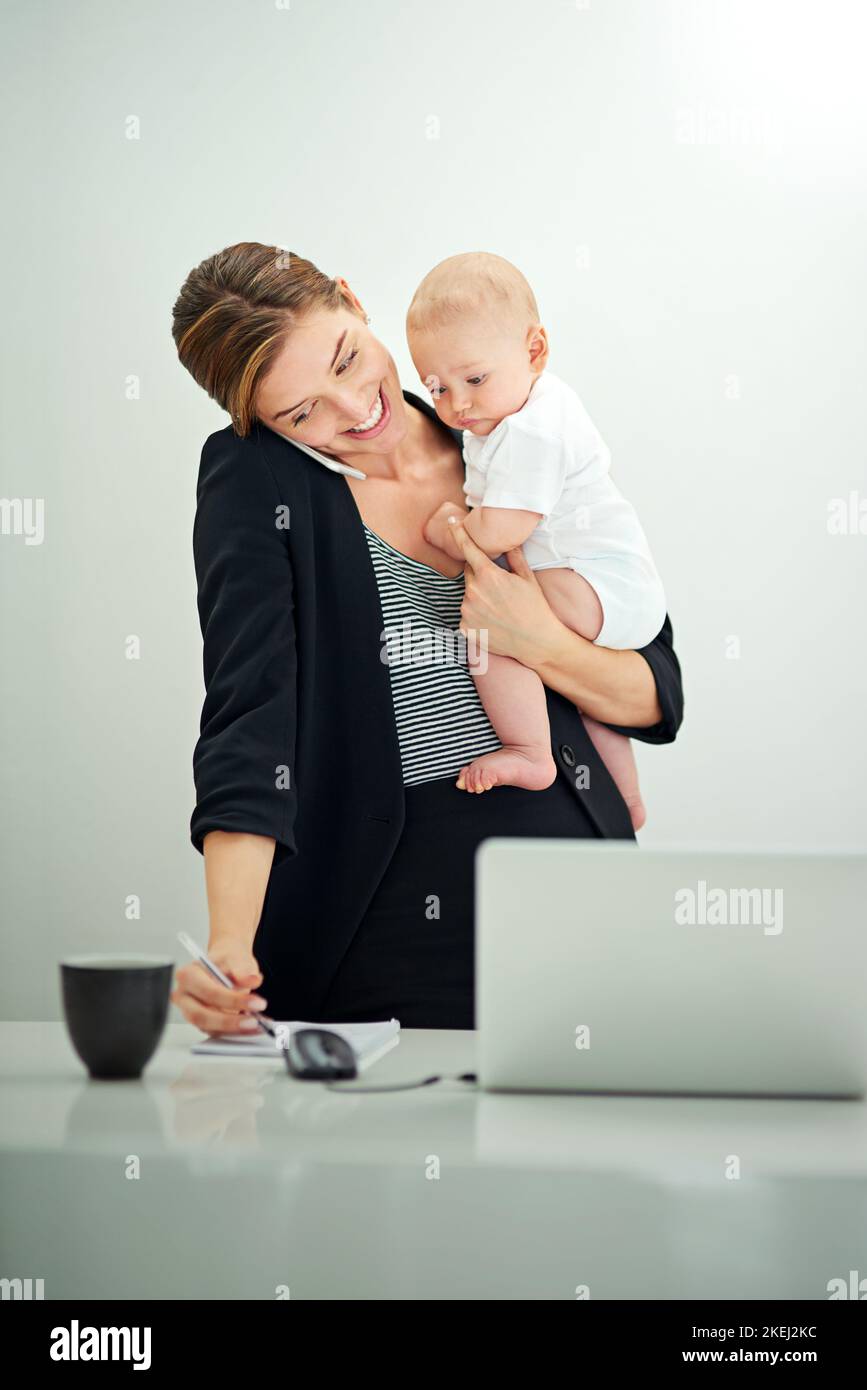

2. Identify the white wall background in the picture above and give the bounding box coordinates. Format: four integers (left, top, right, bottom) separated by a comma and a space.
2, 0, 865, 1018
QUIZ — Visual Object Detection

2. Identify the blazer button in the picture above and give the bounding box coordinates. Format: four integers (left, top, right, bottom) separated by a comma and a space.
560, 743, 576, 767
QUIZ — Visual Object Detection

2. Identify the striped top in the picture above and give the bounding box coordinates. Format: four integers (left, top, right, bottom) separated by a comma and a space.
364, 524, 501, 785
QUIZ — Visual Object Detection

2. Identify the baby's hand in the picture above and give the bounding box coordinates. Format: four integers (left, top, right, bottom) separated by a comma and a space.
423, 501, 470, 560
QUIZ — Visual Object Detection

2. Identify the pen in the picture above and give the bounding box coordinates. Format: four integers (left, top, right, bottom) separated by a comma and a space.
176, 931, 280, 1042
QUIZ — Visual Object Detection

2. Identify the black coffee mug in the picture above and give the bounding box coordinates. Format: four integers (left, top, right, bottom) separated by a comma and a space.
60, 955, 173, 1079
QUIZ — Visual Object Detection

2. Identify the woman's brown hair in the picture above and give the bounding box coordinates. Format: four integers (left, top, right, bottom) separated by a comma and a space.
171, 243, 348, 437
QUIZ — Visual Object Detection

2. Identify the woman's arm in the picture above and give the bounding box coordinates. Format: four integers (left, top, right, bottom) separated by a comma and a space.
533, 610, 683, 736
189, 431, 298, 860
450, 521, 683, 738
203, 830, 276, 945
174, 433, 299, 1035
171, 830, 276, 1036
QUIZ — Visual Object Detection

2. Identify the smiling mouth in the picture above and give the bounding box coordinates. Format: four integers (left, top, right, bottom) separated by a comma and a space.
345, 388, 385, 434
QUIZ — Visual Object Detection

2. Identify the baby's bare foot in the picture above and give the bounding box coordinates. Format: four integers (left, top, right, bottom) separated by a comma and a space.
456, 746, 557, 794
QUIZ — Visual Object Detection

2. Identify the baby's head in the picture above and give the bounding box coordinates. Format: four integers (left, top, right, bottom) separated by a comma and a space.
406, 252, 548, 436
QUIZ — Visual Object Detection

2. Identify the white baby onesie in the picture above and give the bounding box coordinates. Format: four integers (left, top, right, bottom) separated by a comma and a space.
461, 369, 666, 650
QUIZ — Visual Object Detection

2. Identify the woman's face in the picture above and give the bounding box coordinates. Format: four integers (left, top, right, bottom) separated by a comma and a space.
254, 283, 408, 461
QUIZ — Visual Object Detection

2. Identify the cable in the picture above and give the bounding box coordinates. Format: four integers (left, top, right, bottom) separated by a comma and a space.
323, 1071, 478, 1094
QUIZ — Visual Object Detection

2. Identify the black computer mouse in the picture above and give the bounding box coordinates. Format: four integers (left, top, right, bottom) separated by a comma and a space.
284, 1028, 358, 1081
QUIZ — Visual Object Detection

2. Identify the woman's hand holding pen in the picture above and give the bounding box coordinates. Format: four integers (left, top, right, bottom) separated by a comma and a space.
172, 830, 276, 1036
171, 940, 268, 1037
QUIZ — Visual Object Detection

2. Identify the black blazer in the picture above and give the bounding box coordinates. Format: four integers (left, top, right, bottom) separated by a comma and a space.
189, 390, 684, 1019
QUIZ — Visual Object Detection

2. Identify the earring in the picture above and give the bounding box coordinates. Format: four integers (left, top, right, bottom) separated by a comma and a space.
365, 315, 370, 324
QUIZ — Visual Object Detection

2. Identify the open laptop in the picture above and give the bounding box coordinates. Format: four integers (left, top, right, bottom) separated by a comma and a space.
475, 841, 867, 1097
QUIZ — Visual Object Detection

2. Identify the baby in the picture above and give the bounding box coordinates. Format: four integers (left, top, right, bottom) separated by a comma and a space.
405, 252, 666, 831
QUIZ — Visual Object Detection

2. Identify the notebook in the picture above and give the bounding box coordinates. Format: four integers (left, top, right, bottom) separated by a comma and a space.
191, 1018, 400, 1069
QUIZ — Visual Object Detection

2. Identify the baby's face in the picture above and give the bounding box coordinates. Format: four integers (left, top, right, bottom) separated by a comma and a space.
408, 316, 541, 436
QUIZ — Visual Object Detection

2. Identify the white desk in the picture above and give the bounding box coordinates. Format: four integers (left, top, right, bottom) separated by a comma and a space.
1, 1023, 865, 1300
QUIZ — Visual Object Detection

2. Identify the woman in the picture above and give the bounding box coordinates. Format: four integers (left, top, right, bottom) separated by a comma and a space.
170, 243, 684, 1033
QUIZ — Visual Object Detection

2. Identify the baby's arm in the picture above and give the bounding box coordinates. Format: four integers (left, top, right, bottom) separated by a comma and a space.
462, 504, 540, 558
423, 500, 540, 562
422, 501, 472, 561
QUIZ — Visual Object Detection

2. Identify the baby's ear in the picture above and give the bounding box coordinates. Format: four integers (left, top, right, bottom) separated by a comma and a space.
527, 323, 549, 370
